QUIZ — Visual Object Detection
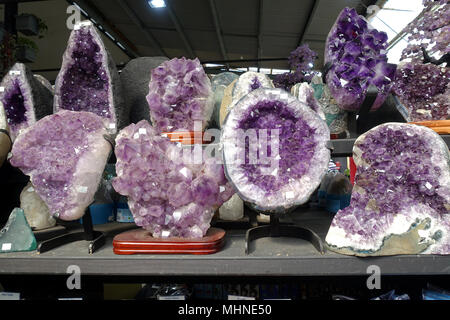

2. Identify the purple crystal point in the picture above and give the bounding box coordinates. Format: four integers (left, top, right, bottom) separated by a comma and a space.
54, 21, 127, 133
113, 120, 233, 238
393, 62, 449, 121
0, 63, 53, 141
324, 7, 396, 111
146, 57, 214, 133
222, 88, 330, 213
10, 110, 112, 221
326, 123, 450, 256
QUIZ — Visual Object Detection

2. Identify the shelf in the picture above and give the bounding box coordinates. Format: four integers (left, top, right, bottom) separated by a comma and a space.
331, 135, 450, 157
0, 209, 448, 277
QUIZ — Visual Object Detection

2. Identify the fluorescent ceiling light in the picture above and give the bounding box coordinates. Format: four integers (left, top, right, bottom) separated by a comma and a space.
148, 0, 166, 8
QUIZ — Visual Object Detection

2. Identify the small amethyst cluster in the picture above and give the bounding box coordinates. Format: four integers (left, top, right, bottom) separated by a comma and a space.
273, 44, 317, 91
113, 120, 234, 238
10, 110, 110, 221
326, 123, 450, 255
393, 62, 449, 121
59, 28, 110, 119
2, 80, 27, 127
324, 7, 396, 111
146, 57, 213, 133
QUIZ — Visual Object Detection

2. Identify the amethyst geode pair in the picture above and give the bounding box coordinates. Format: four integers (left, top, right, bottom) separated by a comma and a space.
326, 123, 450, 256
54, 21, 126, 133
0, 63, 53, 141
324, 7, 396, 111
146, 57, 214, 133
112, 121, 234, 238
222, 88, 330, 212
10, 110, 111, 221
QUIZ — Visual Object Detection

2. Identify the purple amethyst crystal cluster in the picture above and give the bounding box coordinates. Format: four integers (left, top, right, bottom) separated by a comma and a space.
146, 57, 214, 133
393, 62, 449, 122
10, 110, 112, 221
54, 21, 126, 133
222, 88, 330, 212
112, 120, 234, 238
324, 8, 396, 111
326, 123, 450, 256
273, 44, 318, 91
0, 63, 53, 141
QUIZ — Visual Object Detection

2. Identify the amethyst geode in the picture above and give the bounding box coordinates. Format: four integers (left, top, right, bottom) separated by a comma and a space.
10, 110, 112, 221
112, 120, 234, 238
146, 57, 214, 133
393, 62, 449, 122
54, 21, 127, 133
222, 88, 330, 212
0, 63, 53, 141
326, 123, 450, 256
324, 7, 396, 111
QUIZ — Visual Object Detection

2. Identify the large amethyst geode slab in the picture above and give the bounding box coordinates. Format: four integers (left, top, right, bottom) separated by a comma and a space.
324, 7, 396, 111
146, 57, 214, 133
326, 123, 450, 256
112, 120, 234, 238
54, 21, 127, 133
393, 62, 449, 122
10, 110, 112, 221
222, 88, 330, 213
0, 63, 53, 141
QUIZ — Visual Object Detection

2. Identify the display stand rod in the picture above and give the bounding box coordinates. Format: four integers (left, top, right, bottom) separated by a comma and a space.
37, 207, 105, 254
245, 213, 325, 255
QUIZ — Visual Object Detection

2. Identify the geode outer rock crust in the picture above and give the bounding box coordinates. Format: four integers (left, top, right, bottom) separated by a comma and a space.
54, 20, 127, 134
211, 72, 239, 128
20, 182, 56, 230
291, 82, 326, 120
120, 56, 169, 124
0, 102, 11, 167
393, 62, 449, 122
324, 7, 396, 112
146, 57, 214, 133
113, 120, 234, 238
0, 63, 53, 141
219, 71, 274, 126
10, 110, 112, 221
326, 123, 450, 256
222, 88, 330, 213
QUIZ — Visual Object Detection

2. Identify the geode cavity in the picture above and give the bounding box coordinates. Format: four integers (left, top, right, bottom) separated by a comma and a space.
326, 123, 450, 256
10, 110, 112, 221
146, 57, 214, 133
222, 88, 330, 212
54, 21, 127, 133
324, 7, 396, 111
112, 120, 234, 238
0, 63, 53, 141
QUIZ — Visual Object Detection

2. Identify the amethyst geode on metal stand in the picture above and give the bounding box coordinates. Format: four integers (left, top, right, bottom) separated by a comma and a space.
146, 57, 214, 133
324, 7, 396, 111
222, 88, 330, 213
112, 120, 234, 238
54, 21, 127, 134
326, 123, 450, 256
10, 110, 112, 221
0, 63, 53, 141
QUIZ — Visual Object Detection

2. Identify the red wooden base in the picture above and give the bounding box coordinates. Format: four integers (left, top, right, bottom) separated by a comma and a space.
112, 228, 226, 255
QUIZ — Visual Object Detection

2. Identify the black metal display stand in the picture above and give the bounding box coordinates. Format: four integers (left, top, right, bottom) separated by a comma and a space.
37, 207, 105, 254
245, 212, 325, 255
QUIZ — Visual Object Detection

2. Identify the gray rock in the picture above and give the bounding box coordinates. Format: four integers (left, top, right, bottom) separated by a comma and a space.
120, 56, 169, 124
